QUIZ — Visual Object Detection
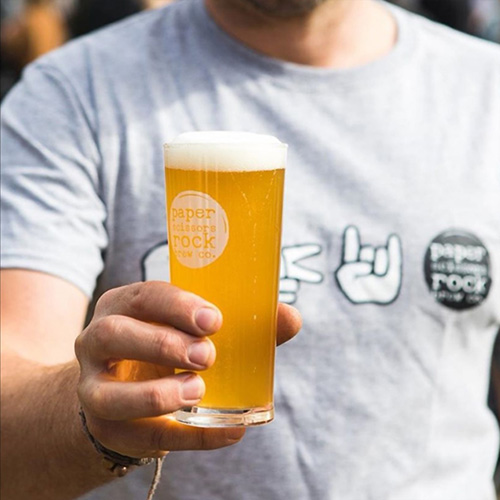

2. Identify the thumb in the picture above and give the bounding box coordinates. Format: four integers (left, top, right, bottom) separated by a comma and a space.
276, 303, 302, 346
337, 261, 373, 281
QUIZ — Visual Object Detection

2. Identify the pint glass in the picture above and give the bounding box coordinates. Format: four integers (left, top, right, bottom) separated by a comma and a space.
164, 131, 287, 427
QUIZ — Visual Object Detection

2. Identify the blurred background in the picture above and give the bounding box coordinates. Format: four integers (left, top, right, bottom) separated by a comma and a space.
392, 0, 500, 38
1, 0, 500, 491
0, 0, 173, 99
1, 0, 500, 100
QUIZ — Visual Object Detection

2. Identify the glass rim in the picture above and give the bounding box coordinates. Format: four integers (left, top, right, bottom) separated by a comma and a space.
163, 142, 288, 150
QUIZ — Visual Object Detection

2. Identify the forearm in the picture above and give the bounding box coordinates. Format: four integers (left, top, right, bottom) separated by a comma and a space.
0, 278, 299, 499
0, 352, 115, 500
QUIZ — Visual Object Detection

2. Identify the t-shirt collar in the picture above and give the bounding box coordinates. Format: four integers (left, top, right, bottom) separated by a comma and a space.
188, 0, 419, 92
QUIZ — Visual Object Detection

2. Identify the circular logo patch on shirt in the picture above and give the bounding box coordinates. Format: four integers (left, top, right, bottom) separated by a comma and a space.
424, 230, 491, 310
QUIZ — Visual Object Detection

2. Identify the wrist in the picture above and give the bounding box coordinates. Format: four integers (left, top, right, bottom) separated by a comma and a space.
78, 407, 154, 477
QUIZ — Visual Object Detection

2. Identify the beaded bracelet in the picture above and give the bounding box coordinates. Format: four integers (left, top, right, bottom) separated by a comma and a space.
79, 408, 154, 476
79, 408, 166, 500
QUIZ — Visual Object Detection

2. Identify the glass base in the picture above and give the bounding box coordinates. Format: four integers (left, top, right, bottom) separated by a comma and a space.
174, 404, 274, 427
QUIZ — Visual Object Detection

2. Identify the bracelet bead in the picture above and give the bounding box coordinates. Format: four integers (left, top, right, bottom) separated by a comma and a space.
79, 407, 154, 476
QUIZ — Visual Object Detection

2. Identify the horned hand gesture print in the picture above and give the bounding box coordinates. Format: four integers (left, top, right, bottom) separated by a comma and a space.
335, 226, 403, 305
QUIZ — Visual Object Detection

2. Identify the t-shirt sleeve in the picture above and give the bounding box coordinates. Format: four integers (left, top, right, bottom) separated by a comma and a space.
0, 62, 108, 298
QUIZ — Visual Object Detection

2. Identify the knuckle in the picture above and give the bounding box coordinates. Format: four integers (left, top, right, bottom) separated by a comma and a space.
156, 331, 173, 360
74, 332, 87, 361
76, 379, 88, 404
162, 285, 198, 320
145, 384, 172, 414
156, 330, 187, 364
92, 315, 123, 349
95, 287, 119, 314
197, 429, 210, 450
173, 290, 198, 317
84, 384, 110, 418
150, 421, 171, 451
76, 316, 125, 365
128, 282, 155, 315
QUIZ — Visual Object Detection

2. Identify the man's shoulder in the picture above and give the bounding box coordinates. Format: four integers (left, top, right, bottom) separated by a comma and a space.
27, 2, 188, 82
408, 8, 500, 72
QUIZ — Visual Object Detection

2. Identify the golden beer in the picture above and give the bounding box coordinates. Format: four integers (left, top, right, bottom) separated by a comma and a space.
164, 132, 287, 426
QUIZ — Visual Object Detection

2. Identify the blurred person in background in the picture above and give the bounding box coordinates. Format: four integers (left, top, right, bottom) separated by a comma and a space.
69, 0, 174, 37
0, 0, 20, 99
69, 0, 142, 37
1, 0, 173, 99
389, 0, 500, 39
143, 0, 175, 8
1, 1, 499, 500
420, 0, 472, 32
1, 0, 68, 98
470, 0, 500, 41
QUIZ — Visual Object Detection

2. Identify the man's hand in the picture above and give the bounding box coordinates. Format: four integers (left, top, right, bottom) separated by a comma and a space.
335, 226, 403, 305
75, 281, 301, 459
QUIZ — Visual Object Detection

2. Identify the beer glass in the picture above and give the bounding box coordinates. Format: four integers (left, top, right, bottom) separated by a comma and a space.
164, 131, 287, 427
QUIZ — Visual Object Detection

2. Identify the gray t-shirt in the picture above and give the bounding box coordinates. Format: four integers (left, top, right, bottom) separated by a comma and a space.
2, 1, 500, 499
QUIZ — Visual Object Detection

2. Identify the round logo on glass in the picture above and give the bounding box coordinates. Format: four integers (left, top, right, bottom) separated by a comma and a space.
169, 191, 229, 269
424, 230, 491, 310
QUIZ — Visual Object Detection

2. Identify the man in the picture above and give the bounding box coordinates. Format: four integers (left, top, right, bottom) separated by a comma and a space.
1, 0, 499, 499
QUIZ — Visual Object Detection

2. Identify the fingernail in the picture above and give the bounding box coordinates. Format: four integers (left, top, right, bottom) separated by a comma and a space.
225, 428, 245, 443
188, 340, 212, 367
195, 307, 220, 332
181, 375, 204, 402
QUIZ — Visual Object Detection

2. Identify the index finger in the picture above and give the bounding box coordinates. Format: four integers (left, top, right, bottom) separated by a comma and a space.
342, 226, 361, 263
94, 281, 222, 337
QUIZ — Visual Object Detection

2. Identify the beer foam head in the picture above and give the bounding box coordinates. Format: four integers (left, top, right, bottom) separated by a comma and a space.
164, 131, 287, 171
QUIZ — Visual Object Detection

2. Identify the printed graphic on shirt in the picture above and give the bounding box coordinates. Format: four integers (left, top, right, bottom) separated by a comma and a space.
168, 191, 229, 268
141, 241, 324, 305
142, 241, 170, 282
335, 226, 403, 305
279, 244, 324, 304
424, 230, 492, 310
